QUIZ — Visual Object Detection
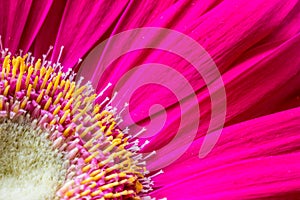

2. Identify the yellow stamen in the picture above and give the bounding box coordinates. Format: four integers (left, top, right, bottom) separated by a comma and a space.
4, 85, 10, 96
52, 72, 62, 95
41, 67, 52, 89
63, 80, 71, 95
26, 84, 32, 98
33, 76, 39, 88
54, 92, 63, 105
63, 98, 73, 111
25, 66, 34, 87
46, 82, 53, 95
15, 72, 23, 94
44, 97, 52, 110
33, 59, 41, 74
36, 90, 45, 103
53, 105, 61, 116
59, 110, 70, 124
65, 83, 75, 99
20, 97, 28, 109
84, 151, 100, 163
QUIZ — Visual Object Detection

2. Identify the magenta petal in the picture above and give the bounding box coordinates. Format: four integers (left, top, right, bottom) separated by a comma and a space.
74, 1, 300, 169
109, 0, 175, 32
18, 0, 53, 52
152, 107, 300, 199
154, 153, 300, 199
149, 0, 298, 70
82, 0, 298, 90
49, 0, 130, 68
0, 0, 33, 53
32, 0, 66, 58
84, 0, 299, 122
224, 33, 300, 125
105, 27, 300, 155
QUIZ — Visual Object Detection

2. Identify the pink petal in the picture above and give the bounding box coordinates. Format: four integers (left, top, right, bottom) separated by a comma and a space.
224, 33, 300, 124
88, 0, 298, 120
146, 32, 300, 171
49, 0, 128, 68
0, 0, 33, 53
151, 107, 300, 199
18, 0, 53, 52
76, 1, 300, 169
32, 0, 66, 57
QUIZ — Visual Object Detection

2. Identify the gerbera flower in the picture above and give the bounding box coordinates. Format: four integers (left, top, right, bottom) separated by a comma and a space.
0, 0, 299, 200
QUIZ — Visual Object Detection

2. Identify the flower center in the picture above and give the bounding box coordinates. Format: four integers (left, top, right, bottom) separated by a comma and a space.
0, 119, 67, 200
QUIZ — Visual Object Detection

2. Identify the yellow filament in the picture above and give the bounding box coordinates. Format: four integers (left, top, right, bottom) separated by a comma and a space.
13, 102, 20, 113
36, 90, 44, 103
39, 66, 47, 78
65, 83, 75, 99
15, 72, 23, 94
25, 66, 34, 87
4, 85, 10, 96
46, 82, 53, 95
26, 84, 32, 98
59, 109, 70, 124
12, 58, 18, 78
63, 125, 73, 137
88, 143, 100, 153
33, 76, 39, 88
92, 105, 100, 115
82, 164, 91, 173
53, 105, 61, 116
34, 59, 41, 74
73, 85, 86, 97
63, 98, 73, 111
41, 67, 52, 89
1, 67, 5, 80
80, 190, 91, 197
84, 151, 100, 163
0, 97, 3, 110
60, 79, 66, 88
103, 138, 121, 154
44, 97, 52, 110
52, 72, 62, 94
105, 122, 116, 136
100, 181, 120, 190
91, 190, 102, 197
4, 55, 11, 76
63, 80, 70, 94
54, 92, 63, 105
20, 97, 28, 109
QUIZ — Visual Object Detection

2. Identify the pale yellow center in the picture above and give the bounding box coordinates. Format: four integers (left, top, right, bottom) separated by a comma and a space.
0, 120, 67, 200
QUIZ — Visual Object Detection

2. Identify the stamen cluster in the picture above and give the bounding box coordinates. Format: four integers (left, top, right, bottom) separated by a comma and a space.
0, 54, 153, 200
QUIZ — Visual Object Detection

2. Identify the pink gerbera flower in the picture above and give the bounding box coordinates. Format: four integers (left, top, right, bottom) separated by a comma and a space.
0, 0, 300, 200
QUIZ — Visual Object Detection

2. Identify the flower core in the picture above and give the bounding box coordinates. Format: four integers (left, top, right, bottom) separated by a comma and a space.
0, 119, 66, 200
0, 53, 153, 200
